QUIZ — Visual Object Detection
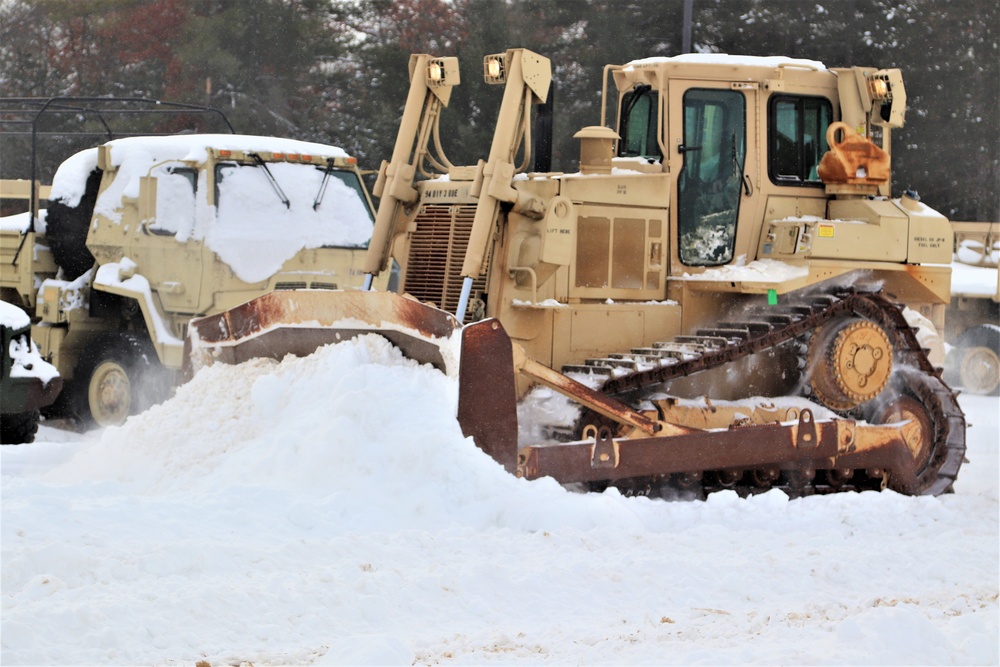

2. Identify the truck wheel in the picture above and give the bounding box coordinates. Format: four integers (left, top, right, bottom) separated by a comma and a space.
955, 325, 1000, 396
72, 333, 169, 428
0, 409, 41, 444
45, 168, 101, 280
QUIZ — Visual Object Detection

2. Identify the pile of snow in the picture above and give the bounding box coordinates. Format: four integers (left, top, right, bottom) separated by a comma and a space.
48, 135, 372, 284
2, 334, 997, 665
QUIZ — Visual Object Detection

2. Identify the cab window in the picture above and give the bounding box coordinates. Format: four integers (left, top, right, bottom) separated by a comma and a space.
618, 85, 662, 161
768, 95, 833, 185
150, 167, 197, 236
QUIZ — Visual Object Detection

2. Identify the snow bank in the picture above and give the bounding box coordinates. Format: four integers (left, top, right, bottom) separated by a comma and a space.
2, 334, 996, 666
42, 335, 627, 533
955, 236, 999, 268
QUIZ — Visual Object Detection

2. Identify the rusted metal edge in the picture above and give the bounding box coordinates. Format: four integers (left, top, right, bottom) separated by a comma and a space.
185, 290, 462, 375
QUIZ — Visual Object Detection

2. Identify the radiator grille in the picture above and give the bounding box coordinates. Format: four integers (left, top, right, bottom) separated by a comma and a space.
403, 204, 490, 319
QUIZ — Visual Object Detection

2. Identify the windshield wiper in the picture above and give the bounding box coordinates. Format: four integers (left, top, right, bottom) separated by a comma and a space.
249, 153, 290, 208
313, 158, 336, 211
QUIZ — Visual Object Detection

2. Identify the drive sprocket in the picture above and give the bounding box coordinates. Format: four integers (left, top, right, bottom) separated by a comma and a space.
808, 318, 893, 411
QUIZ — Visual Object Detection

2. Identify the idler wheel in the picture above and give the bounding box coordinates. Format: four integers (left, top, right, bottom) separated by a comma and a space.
809, 318, 893, 410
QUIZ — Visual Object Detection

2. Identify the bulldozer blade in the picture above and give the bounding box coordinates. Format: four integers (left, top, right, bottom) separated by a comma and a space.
186, 290, 462, 375
457, 319, 519, 473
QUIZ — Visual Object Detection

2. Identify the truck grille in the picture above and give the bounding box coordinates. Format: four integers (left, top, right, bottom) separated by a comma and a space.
403, 204, 490, 319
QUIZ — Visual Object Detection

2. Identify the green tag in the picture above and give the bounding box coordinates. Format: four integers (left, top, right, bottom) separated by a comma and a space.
767, 288, 778, 305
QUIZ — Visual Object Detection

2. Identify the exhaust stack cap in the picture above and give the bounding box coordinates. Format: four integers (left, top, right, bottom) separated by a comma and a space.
574, 125, 620, 174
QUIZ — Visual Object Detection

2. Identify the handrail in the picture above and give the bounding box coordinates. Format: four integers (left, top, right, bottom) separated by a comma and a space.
1, 96, 234, 267
0, 96, 234, 233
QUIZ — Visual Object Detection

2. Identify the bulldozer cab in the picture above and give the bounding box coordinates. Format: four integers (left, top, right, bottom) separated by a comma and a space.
611, 57, 907, 279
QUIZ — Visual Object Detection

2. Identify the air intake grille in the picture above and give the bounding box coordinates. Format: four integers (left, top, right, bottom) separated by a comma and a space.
403, 204, 490, 319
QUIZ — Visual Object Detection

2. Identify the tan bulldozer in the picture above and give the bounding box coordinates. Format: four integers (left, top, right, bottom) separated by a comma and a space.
188, 49, 964, 498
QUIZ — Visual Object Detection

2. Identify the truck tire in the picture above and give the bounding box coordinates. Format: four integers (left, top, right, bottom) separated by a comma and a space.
71, 332, 170, 427
0, 409, 41, 444
45, 168, 101, 280
954, 324, 1000, 396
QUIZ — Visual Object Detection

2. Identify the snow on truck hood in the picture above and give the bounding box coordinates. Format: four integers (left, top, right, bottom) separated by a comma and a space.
47, 134, 370, 284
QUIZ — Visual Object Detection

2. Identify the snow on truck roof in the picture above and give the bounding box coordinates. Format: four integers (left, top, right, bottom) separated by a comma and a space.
44, 134, 371, 284
49, 134, 350, 206
625, 53, 827, 71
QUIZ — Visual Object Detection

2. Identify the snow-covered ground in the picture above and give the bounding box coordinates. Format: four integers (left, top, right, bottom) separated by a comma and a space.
2, 335, 997, 666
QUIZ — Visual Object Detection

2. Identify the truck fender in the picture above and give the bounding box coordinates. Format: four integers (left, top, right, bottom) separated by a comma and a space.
92, 261, 185, 369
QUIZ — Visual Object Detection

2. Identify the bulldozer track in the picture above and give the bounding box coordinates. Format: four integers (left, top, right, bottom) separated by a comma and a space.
564, 290, 966, 498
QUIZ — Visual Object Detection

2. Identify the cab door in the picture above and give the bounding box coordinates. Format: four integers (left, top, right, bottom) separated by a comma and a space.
668, 83, 759, 269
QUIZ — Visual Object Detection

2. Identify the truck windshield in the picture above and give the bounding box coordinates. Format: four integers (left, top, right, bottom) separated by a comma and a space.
214, 161, 374, 249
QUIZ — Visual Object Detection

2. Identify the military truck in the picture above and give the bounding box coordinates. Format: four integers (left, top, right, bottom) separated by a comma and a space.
188, 49, 964, 498
1, 134, 380, 427
945, 221, 999, 395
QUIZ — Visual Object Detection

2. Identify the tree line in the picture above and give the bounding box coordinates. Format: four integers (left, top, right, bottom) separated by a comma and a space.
1, 0, 996, 221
